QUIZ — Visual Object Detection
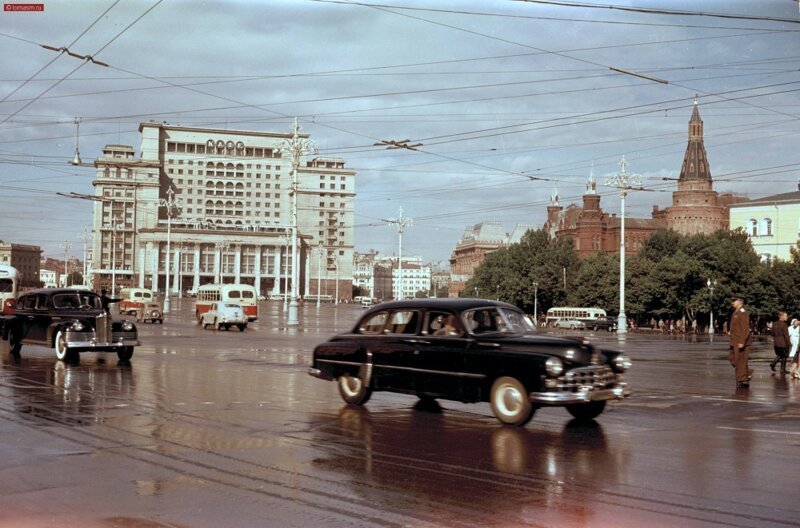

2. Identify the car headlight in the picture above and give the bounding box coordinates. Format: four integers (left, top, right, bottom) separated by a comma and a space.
545, 357, 564, 377
70, 321, 84, 331
121, 321, 134, 331
612, 354, 632, 373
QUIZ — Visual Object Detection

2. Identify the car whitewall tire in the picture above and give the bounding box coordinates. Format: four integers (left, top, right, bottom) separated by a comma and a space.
338, 374, 372, 405
490, 376, 534, 426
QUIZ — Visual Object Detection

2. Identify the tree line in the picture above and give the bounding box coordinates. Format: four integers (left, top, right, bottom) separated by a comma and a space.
463, 228, 800, 329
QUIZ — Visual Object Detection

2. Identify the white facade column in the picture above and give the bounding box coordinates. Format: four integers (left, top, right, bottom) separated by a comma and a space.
304, 256, 310, 299
234, 244, 242, 283
193, 244, 201, 292
150, 242, 158, 291
138, 243, 146, 289
214, 245, 221, 284
272, 250, 281, 295
172, 246, 180, 294
254, 245, 262, 297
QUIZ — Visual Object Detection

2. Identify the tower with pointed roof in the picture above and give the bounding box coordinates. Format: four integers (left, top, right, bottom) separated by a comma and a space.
664, 100, 728, 235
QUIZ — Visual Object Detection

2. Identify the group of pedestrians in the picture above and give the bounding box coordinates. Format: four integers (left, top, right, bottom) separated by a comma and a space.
770, 309, 800, 379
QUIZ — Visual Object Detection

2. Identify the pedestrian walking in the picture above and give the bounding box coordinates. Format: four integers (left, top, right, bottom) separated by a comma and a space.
790, 319, 800, 380
770, 311, 791, 375
728, 295, 754, 388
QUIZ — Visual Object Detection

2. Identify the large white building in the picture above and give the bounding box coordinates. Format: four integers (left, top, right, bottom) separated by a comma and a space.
90, 122, 356, 298
729, 185, 800, 262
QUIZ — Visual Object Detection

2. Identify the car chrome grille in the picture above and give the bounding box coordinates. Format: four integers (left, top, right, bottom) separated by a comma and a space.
556, 366, 616, 391
95, 313, 111, 343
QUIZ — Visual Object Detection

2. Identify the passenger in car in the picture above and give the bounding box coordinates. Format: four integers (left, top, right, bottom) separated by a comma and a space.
434, 315, 459, 336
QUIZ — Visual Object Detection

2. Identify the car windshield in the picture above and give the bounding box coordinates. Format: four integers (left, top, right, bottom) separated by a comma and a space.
53, 293, 102, 310
463, 306, 535, 336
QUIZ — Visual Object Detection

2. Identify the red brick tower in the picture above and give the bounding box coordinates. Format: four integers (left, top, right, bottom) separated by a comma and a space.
665, 100, 728, 235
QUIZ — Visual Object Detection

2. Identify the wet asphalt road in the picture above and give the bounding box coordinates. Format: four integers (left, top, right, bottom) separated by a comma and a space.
1, 299, 799, 528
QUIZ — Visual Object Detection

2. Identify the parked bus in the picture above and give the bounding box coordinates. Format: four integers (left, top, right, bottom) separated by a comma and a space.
118, 288, 155, 315
545, 307, 610, 330
196, 283, 258, 322
0, 264, 19, 315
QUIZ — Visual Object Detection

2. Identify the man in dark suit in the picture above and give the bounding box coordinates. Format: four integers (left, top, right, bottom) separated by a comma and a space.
771, 311, 791, 375
729, 295, 754, 388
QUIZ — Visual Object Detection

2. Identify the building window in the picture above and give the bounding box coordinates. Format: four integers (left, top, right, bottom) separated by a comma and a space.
762, 218, 772, 236
749, 219, 758, 237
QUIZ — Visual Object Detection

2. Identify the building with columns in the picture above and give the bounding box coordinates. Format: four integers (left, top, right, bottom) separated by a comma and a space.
90, 122, 356, 298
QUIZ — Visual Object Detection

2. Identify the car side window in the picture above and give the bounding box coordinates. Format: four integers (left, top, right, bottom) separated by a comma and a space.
385, 310, 419, 335
19, 295, 36, 310
425, 311, 462, 337
229, 291, 241, 299
359, 312, 387, 334
463, 308, 500, 335
35, 294, 49, 310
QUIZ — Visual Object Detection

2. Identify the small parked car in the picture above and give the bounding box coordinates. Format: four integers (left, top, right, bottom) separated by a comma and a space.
200, 302, 247, 331
2, 288, 139, 362
309, 299, 631, 426
552, 318, 586, 330
136, 302, 163, 324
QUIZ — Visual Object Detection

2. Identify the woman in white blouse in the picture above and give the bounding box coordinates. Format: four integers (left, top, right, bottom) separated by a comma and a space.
789, 319, 800, 379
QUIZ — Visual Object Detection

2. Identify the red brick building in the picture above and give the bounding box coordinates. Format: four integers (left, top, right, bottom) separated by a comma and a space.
546, 101, 746, 257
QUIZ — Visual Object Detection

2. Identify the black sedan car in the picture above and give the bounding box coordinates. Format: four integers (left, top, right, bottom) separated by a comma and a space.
3, 288, 139, 362
309, 299, 631, 425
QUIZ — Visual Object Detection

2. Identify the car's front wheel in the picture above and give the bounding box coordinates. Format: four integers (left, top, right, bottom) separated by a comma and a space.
490, 376, 534, 426
566, 401, 606, 421
7, 326, 22, 355
238, 324, 246, 332
54, 330, 76, 362
117, 346, 133, 362
338, 374, 372, 405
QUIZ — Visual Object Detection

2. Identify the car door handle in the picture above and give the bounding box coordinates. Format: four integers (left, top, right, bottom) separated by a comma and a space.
403, 339, 430, 345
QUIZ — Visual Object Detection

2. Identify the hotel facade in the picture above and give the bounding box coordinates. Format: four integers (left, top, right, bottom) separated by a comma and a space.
90, 122, 356, 299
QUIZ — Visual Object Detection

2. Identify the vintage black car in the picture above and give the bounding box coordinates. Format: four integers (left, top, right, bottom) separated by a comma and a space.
309, 299, 631, 425
2, 288, 139, 362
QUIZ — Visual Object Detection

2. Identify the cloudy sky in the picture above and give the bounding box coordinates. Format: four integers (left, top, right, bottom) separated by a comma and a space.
1, 0, 798, 264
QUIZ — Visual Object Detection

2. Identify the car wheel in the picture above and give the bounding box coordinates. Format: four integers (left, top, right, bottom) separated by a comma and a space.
566, 401, 606, 421
7, 326, 22, 355
117, 346, 134, 362
238, 324, 246, 332
54, 330, 76, 362
338, 374, 372, 405
214, 319, 221, 331
490, 376, 534, 426
569, 325, 576, 330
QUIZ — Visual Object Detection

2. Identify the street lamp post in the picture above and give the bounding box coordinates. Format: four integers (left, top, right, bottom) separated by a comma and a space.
276, 118, 318, 327
604, 156, 642, 335
159, 187, 181, 313
334, 258, 340, 306
60, 240, 71, 287
107, 217, 123, 295
316, 242, 323, 308
707, 278, 717, 335
283, 234, 290, 310
533, 281, 539, 327
382, 207, 411, 300
80, 227, 90, 286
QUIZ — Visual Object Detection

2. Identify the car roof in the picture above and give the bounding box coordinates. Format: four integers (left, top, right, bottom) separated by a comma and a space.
20, 288, 98, 297
362, 298, 521, 314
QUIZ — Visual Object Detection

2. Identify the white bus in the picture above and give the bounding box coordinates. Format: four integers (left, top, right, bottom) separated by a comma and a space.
545, 307, 608, 328
196, 283, 259, 322
0, 264, 19, 315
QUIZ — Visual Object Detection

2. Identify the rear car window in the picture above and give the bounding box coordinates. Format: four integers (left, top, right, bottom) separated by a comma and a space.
386, 311, 419, 335
358, 312, 387, 334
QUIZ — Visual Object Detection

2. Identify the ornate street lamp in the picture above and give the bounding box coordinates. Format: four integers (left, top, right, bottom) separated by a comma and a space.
707, 278, 717, 335
605, 156, 642, 335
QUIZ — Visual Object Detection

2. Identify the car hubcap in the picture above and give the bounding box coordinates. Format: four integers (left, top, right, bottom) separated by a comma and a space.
498, 384, 522, 416
343, 376, 361, 396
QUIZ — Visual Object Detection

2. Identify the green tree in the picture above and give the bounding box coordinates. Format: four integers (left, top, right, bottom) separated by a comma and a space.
567, 253, 619, 313
465, 229, 579, 313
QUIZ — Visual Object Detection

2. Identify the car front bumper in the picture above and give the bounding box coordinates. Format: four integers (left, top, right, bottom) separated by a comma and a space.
529, 382, 630, 405
66, 331, 139, 349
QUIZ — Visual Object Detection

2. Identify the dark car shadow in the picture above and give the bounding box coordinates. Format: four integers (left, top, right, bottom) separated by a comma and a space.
308, 405, 627, 524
